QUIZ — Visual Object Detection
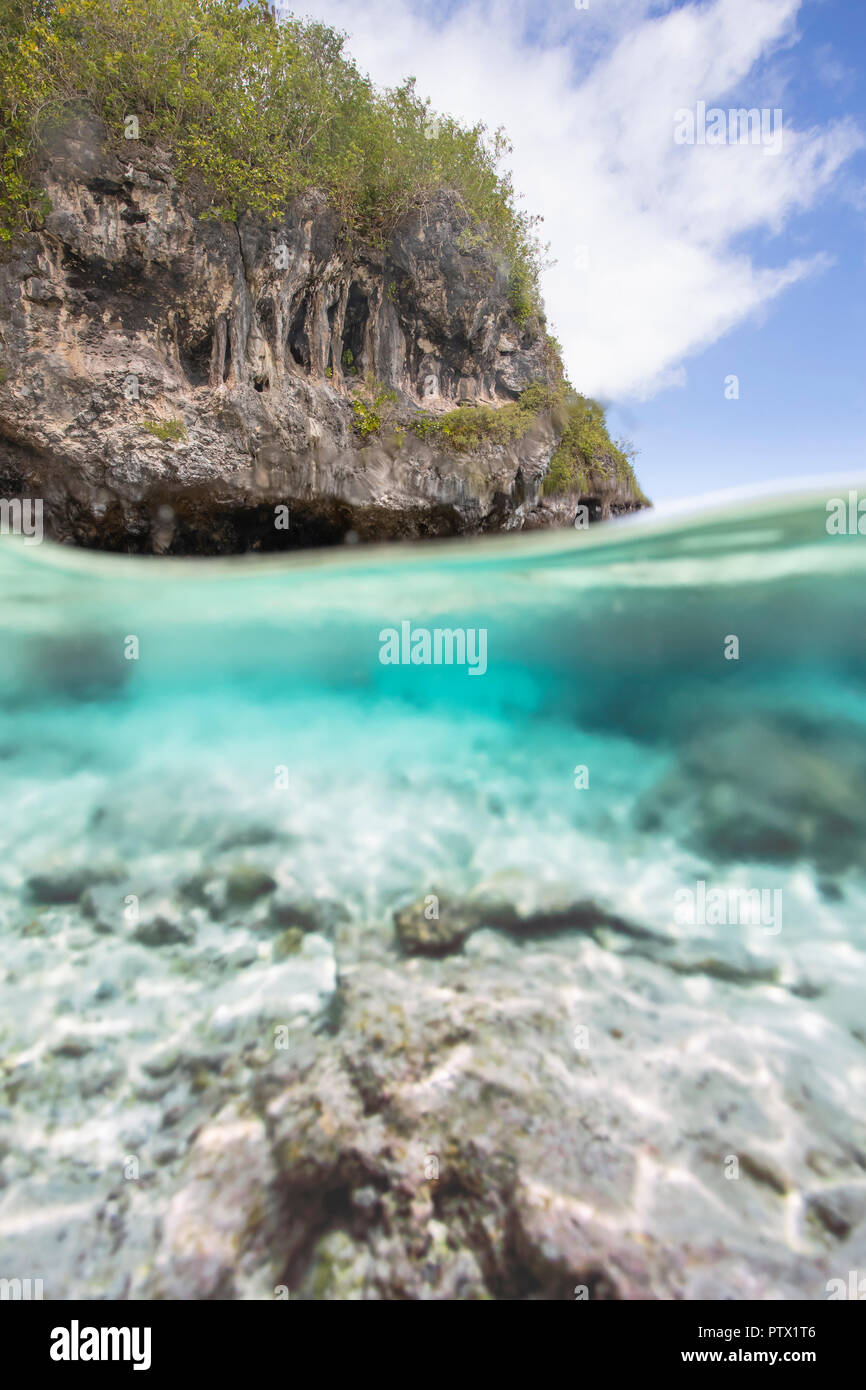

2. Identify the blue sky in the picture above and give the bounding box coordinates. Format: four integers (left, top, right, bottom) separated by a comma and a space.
294, 0, 865, 503
608, 0, 866, 501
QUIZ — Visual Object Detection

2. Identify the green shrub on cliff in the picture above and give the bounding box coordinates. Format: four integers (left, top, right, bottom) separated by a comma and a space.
507, 262, 535, 328
405, 375, 643, 498
351, 377, 398, 441
541, 393, 645, 499
141, 417, 187, 443
0, 0, 543, 315
406, 381, 559, 453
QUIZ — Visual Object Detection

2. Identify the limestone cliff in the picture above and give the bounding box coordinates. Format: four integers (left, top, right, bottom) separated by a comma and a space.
0, 118, 646, 553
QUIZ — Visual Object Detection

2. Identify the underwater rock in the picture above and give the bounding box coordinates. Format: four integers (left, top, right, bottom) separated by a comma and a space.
135, 933, 866, 1301
392, 874, 657, 957
806, 1185, 866, 1240
224, 864, 277, 906
3, 896, 866, 1299
298, 1223, 490, 1301
268, 888, 349, 935
217, 823, 281, 851
52, 1034, 94, 1059
26, 858, 124, 904
635, 717, 866, 872
133, 901, 195, 947
181, 864, 277, 919
178, 868, 225, 912
393, 893, 478, 956
148, 1103, 284, 1299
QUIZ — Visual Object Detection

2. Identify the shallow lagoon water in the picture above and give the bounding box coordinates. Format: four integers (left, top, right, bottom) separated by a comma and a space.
2, 480, 866, 1299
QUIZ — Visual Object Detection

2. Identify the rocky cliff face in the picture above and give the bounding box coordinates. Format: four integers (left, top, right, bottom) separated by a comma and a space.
0, 118, 645, 552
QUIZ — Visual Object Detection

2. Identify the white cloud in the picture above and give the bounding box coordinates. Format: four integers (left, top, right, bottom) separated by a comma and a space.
289, 0, 862, 399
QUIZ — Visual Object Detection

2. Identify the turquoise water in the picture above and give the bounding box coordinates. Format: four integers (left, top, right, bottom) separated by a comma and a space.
3, 479, 866, 1299
3, 480, 866, 926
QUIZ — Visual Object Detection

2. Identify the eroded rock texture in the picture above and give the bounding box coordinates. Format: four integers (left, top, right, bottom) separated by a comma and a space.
0, 117, 645, 552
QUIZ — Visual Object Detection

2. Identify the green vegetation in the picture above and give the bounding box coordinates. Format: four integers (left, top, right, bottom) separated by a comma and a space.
403, 379, 637, 490
404, 378, 645, 500
507, 262, 535, 328
540, 393, 646, 500
0, 0, 544, 315
351, 376, 398, 441
408, 381, 558, 452
0, 0, 646, 499
141, 417, 187, 443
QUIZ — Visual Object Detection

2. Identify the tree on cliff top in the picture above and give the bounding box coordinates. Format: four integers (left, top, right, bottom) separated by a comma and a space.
0, 0, 544, 322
